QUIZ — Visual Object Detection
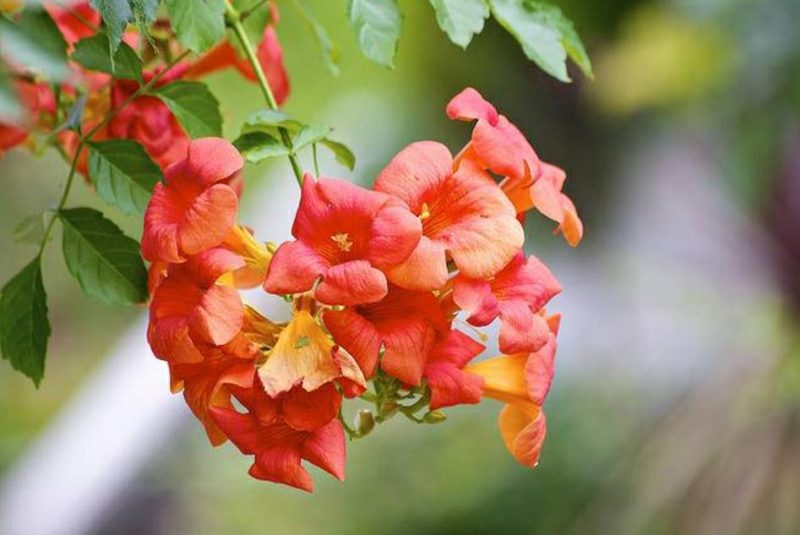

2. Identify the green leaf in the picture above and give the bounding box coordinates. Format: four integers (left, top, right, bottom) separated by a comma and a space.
320, 138, 356, 171
59, 208, 148, 304
0, 257, 50, 386
13, 212, 51, 246
245, 109, 304, 133
132, 0, 159, 38
91, 0, 134, 55
154, 81, 223, 138
88, 139, 163, 215
0, 7, 70, 81
347, 0, 402, 68
233, 132, 290, 164
292, 124, 332, 152
429, 0, 489, 49
293, 1, 341, 76
72, 34, 143, 80
164, 0, 226, 53
488, 0, 591, 82
0, 70, 21, 123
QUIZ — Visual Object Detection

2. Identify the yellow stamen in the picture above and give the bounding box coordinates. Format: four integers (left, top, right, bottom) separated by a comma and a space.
419, 202, 431, 221
331, 232, 353, 252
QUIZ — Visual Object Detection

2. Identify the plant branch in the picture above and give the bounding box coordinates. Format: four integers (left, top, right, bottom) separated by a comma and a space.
37, 50, 192, 258
224, 0, 304, 186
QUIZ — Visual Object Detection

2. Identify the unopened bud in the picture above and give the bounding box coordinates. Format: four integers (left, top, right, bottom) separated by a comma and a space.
423, 410, 447, 424
354, 409, 375, 436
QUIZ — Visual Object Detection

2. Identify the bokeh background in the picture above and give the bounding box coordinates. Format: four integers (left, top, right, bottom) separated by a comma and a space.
2, 0, 800, 533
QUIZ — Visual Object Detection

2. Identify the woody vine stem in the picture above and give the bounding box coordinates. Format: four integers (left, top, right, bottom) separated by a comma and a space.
224, 0, 305, 186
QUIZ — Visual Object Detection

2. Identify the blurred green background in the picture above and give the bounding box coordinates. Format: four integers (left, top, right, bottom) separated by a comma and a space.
2, 0, 800, 533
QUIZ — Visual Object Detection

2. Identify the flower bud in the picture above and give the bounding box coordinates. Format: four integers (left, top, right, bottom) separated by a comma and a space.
354, 409, 375, 437
423, 410, 447, 424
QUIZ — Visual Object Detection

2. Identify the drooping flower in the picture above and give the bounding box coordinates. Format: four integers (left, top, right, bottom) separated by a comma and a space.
454, 251, 561, 354
373, 141, 524, 290
263, 175, 422, 306
257, 296, 366, 398
142, 138, 243, 264
465, 313, 560, 467
148, 247, 246, 364
423, 329, 486, 410
323, 285, 448, 385
211, 381, 347, 491
108, 64, 191, 169
447, 87, 583, 246
186, 4, 290, 104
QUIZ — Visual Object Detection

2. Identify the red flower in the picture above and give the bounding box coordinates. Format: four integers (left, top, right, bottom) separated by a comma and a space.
211, 381, 347, 491
423, 329, 486, 410
45, 1, 100, 48
186, 5, 290, 104
454, 251, 560, 354
465, 313, 560, 467
323, 285, 448, 385
374, 141, 524, 291
447, 88, 583, 246
264, 175, 422, 306
0, 81, 55, 156
142, 138, 243, 264
108, 64, 191, 169
148, 247, 245, 364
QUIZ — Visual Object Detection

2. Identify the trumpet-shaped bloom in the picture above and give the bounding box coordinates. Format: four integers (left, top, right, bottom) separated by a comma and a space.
142, 138, 243, 264
447, 88, 583, 246
465, 314, 559, 467
211, 382, 346, 491
502, 162, 584, 246
323, 285, 448, 385
257, 302, 366, 398
264, 175, 422, 306
186, 5, 289, 104
169, 345, 257, 446
454, 252, 560, 354
148, 248, 245, 364
45, 1, 100, 47
373, 141, 524, 290
108, 65, 190, 169
423, 329, 486, 410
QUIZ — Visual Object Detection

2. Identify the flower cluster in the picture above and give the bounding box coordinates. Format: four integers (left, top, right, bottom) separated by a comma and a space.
144, 88, 583, 491
0, 1, 289, 173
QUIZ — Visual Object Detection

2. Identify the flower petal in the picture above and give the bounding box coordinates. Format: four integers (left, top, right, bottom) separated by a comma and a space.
281, 383, 341, 432
316, 260, 388, 306
189, 284, 243, 346
498, 404, 546, 468
446, 87, 499, 124
385, 236, 448, 291
424, 330, 486, 410
323, 308, 382, 378
373, 141, 454, 213
178, 183, 239, 256
263, 240, 329, 296
497, 301, 551, 355
184, 137, 244, 187
301, 419, 347, 481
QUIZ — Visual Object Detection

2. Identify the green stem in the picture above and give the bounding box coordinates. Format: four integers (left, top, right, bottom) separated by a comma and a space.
224, 0, 304, 186
37, 51, 192, 259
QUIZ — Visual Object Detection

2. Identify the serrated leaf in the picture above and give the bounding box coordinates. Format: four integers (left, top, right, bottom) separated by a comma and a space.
347, 0, 402, 68
429, 0, 489, 49
533, 2, 592, 78
164, 0, 226, 53
59, 208, 148, 304
0, 7, 70, 81
233, 131, 290, 163
88, 139, 163, 214
154, 81, 222, 138
91, 0, 134, 55
72, 34, 143, 80
293, 1, 341, 76
132, 0, 159, 38
13, 212, 50, 245
320, 138, 356, 171
292, 124, 332, 152
0, 257, 50, 386
489, 0, 591, 82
